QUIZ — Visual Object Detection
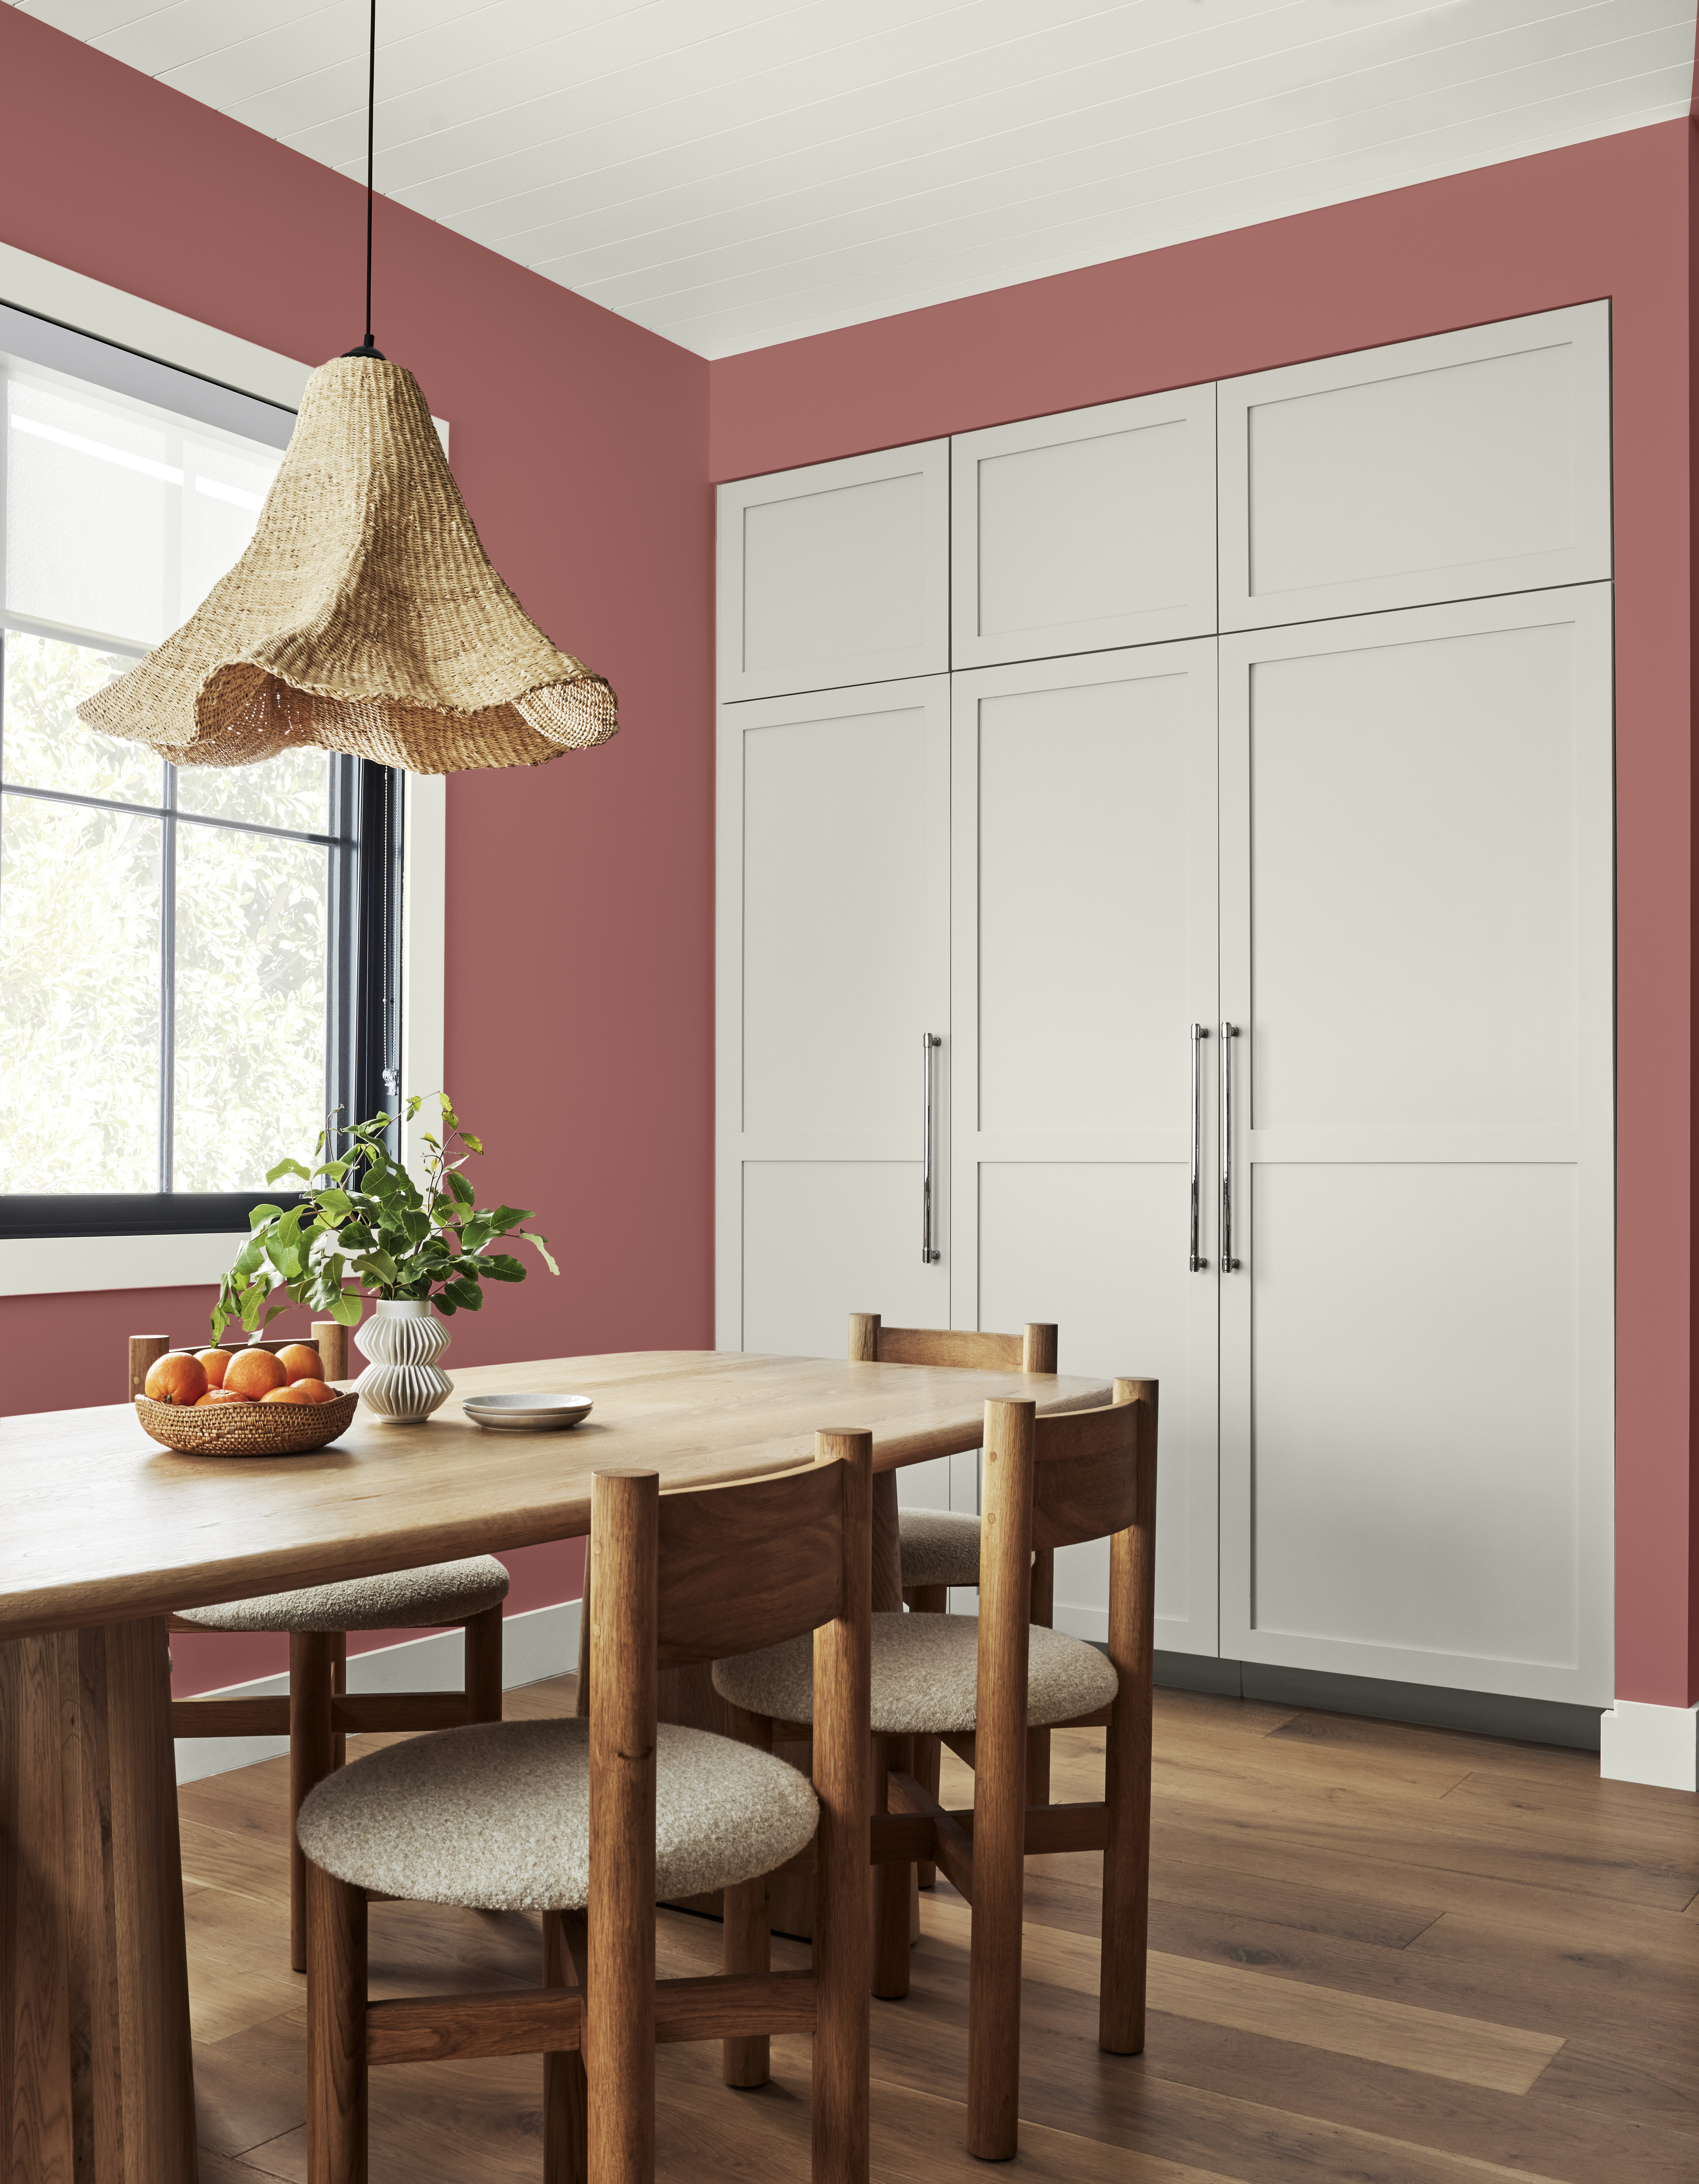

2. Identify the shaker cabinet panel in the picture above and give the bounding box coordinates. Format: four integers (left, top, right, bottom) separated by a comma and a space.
1217, 587, 1615, 1706
952, 642, 1221, 1654
952, 386, 1216, 667
1218, 304, 1611, 629
717, 441, 949, 701
716, 678, 951, 1351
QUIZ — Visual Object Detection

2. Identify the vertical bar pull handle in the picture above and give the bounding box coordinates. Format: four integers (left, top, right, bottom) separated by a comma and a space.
1220, 1021, 1241, 1273
1189, 1023, 1208, 1272
921, 1033, 942, 1264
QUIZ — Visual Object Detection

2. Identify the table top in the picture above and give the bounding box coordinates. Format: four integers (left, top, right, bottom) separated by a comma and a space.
0, 1349, 1110, 1638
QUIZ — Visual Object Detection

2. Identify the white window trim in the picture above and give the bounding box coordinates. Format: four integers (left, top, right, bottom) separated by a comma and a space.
0, 242, 448, 1297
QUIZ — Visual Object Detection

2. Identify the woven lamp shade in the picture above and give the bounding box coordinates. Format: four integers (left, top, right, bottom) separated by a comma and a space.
76, 357, 617, 774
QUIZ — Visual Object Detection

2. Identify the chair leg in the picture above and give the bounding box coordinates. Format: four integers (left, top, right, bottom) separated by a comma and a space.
872, 1736, 911, 2001
291, 1631, 336, 1974
721, 1876, 772, 2087
1100, 1498, 1155, 2053
912, 1732, 943, 1889
905, 1586, 948, 1889
464, 1602, 504, 1723
306, 1863, 366, 2184
1028, 1549, 1054, 1809
330, 1632, 347, 1772
543, 1909, 589, 2184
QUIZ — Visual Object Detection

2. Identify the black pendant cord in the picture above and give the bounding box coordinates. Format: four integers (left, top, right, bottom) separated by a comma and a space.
343, 0, 386, 360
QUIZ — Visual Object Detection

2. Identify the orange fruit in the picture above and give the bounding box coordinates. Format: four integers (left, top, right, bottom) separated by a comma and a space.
288, 1378, 336, 1405
197, 1348, 229, 1387
196, 1388, 255, 1405
224, 1348, 287, 1399
261, 1383, 324, 1405
276, 1342, 326, 1384
144, 1352, 208, 1405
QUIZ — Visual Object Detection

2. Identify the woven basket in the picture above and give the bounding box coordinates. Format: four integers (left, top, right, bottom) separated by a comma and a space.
134, 1390, 359, 1459
76, 356, 618, 775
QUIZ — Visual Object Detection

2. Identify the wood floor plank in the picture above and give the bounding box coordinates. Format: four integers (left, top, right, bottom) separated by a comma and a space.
918, 1896, 1562, 2093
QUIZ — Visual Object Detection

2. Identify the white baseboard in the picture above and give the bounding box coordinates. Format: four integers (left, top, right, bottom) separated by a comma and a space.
1599, 1698, 1698, 1792
174, 1598, 581, 1785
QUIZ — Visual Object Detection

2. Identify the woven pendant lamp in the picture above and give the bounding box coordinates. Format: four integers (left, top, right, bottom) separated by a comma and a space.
77, 1, 616, 776
76, 356, 617, 773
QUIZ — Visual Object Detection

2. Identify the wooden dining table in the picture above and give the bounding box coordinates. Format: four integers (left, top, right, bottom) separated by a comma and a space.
0, 1345, 1110, 2183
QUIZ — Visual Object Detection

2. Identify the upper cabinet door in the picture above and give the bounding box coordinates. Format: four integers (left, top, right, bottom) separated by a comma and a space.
952, 387, 1216, 668
717, 441, 949, 701
1217, 303, 1611, 630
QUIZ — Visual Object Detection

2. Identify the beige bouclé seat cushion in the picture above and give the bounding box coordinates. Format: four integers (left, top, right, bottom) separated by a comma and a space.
296, 1718, 820, 1910
713, 1611, 1118, 1736
176, 1554, 510, 1633
899, 1509, 983, 1588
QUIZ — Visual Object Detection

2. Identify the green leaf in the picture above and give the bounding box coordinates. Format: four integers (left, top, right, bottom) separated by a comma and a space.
481, 1254, 526, 1283
460, 1131, 484, 1154
246, 1204, 284, 1229
266, 1158, 312, 1184
447, 1170, 475, 1208
521, 1230, 560, 1277
445, 1278, 483, 1311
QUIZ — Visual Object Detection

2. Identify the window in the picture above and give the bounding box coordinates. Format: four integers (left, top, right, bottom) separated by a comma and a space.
0, 304, 401, 1238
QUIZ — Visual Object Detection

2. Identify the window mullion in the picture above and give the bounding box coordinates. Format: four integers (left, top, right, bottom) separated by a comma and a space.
158, 759, 177, 1194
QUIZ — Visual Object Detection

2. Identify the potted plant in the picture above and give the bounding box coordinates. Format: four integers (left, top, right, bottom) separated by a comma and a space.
214, 1094, 557, 1423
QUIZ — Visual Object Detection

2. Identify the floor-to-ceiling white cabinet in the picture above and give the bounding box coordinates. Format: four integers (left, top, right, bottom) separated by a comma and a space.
717, 302, 1616, 1708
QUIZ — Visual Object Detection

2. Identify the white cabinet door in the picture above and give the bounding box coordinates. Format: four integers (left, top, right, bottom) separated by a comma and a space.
716, 678, 952, 1379
1218, 586, 1615, 1706
1218, 304, 1611, 631
951, 643, 1220, 1653
951, 386, 1216, 667
717, 442, 949, 701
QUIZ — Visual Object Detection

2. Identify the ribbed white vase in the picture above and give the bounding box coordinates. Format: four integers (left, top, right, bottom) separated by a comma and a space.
354, 1299, 453, 1424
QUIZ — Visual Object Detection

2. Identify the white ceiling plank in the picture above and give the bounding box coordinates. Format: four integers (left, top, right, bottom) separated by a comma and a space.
447, 0, 1664, 274
638, 75, 1687, 354
386, 0, 1661, 237
289, 0, 1198, 195
362, 0, 1332, 215
20, 0, 1695, 357
532, 14, 1691, 300
606, 48, 1689, 319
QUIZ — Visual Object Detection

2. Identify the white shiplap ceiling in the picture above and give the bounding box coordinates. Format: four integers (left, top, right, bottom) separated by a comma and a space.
15, 0, 1697, 357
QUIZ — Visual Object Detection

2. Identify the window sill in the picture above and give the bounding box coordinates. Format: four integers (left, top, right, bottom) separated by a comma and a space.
0, 1230, 246, 1298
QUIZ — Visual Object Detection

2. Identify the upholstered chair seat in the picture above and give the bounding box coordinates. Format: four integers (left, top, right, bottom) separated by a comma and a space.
897, 1511, 983, 1590
298, 1716, 819, 1910
176, 1555, 509, 1633
713, 1609, 1117, 1736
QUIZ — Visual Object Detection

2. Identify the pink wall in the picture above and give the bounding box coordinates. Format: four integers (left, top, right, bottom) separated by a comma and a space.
0, 8, 701, 1690
711, 122, 1699, 1712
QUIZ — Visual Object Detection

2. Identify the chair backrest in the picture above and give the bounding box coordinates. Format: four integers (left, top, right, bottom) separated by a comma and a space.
980, 1378, 1156, 1674
589, 1436, 872, 1681
848, 1313, 1058, 1375
1031, 1383, 1152, 1552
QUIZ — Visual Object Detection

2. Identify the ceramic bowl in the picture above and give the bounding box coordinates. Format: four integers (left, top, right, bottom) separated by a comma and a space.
461, 1393, 594, 1434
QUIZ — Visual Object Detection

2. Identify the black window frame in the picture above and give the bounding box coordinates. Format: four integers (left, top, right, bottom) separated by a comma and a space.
0, 302, 403, 1241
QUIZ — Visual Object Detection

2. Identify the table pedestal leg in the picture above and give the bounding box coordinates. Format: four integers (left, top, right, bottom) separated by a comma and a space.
1, 1616, 198, 2182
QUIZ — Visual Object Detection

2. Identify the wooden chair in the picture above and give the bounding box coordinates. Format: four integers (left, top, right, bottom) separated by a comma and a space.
151, 1324, 509, 1973
715, 1381, 1156, 2162
848, 1313, 1059, 1887
297, 1436, 873, 2184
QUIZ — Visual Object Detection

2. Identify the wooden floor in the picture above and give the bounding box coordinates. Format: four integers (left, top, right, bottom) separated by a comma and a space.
183, 1675, 1699, 2182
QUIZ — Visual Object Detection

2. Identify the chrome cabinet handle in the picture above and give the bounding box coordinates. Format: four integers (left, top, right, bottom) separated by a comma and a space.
1189, 1022, 1208, 1272
921, 1033, 941, 1264
1220, 1021, 1241, 1273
